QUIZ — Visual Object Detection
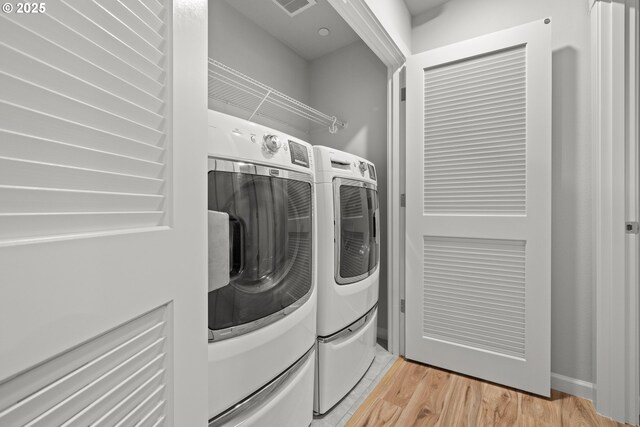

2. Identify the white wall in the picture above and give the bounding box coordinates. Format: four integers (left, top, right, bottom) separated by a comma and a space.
309, 41, 389, 338
363, 0, 412, 57
208, 0, 309, 104
411, 0, 593, 384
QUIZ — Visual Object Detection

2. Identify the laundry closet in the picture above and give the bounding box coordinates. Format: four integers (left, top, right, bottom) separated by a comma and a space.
2, 0, 639, 424
207, 0, 390, 344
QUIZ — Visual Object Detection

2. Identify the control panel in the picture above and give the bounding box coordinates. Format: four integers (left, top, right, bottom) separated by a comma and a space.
288, 140, 310, 168
312, 145, 377, 185
208, 110, 314, 173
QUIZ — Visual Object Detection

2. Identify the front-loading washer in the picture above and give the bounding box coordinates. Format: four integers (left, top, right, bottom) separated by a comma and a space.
206, 111, 317, 426
313, 146, 380, 414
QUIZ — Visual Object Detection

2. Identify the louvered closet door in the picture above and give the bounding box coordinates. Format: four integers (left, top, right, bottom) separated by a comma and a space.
0, 1, 208, 425
404, 19, 551, 396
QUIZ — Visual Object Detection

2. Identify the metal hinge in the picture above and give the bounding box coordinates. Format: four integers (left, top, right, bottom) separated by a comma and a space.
626, 221, 639, 234
400, 87, 406, 102
400, 194, 406, 207
400, 299, 405, 313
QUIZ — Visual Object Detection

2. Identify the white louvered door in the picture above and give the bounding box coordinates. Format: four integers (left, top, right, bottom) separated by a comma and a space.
405, 19, 552, 395
0, 1, 208, 425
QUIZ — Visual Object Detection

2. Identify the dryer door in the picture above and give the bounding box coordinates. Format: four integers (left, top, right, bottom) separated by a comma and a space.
333, 178, 379, 285
207, 159, 313, 340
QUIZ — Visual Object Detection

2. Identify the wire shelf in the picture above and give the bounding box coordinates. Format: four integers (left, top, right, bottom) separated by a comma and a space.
208, 59, 346, 135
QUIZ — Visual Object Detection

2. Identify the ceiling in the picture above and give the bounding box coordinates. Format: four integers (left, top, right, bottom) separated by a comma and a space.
224, 0, 360, 61
402, 0, 450, 17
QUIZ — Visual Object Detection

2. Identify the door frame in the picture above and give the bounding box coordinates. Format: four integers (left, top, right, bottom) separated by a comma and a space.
590, 0, 639, 424
387, 66, 405, 355
327, 0, 408, 355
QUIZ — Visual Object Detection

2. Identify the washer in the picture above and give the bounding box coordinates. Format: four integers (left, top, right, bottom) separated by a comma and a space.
313, 146, 380, 415
207, 111, 316, 427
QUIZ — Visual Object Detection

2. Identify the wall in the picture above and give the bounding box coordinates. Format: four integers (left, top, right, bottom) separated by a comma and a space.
208, 0, 309, 104
363, 0, 412, 57
411, 0, 593, 384
309, 41, 389, 339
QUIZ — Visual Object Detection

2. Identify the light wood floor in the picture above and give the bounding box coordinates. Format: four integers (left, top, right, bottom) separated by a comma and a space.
346, 358, 629, 427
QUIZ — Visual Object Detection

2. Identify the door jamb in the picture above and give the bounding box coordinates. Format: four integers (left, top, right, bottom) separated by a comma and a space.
387, 66, 404, 356
327, 0, 407, 356
590, 0, 640, 423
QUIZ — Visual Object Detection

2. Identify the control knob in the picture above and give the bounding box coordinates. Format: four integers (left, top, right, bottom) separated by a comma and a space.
263, 135, 282, 153
358, 161, 367, 175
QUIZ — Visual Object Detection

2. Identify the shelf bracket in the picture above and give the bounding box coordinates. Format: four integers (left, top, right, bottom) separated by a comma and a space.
249, 90, 271, 121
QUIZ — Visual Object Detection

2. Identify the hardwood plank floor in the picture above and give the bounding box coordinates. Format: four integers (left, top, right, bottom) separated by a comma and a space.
346, 358, 629, 427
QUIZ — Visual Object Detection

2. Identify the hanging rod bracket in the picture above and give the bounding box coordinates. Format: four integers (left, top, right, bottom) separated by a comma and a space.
329, 117, 338, 134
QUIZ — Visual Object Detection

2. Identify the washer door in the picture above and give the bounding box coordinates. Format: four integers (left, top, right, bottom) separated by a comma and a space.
334, 178, 379, 285
207, 161, 313, 340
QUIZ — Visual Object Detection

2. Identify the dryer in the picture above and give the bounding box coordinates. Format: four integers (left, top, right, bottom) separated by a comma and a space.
207, 111, 316, 426
313, 146, 379, 415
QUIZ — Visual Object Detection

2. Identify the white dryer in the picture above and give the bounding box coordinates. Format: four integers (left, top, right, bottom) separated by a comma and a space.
313, 146, 379, 414
207, 111, 317, 427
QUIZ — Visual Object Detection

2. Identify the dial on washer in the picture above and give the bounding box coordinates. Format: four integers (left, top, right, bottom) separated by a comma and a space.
358, 161, 367, 175
263, 135, 281, 153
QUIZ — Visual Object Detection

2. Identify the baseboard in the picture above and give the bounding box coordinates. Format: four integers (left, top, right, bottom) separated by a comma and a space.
551, 372, 594, 402
377, 327, 388, 341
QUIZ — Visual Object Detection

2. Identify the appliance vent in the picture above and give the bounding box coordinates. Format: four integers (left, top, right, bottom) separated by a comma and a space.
0, 305, 171, 426
273, 0, 317, 17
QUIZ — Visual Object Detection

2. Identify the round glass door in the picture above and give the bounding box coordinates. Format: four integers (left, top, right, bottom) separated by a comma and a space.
208, 168, 312, 338
334, 179, 379, 285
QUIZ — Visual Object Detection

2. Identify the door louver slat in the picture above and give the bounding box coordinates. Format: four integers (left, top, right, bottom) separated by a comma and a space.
0, 104, 165, 159
49, 2, 164, 79
62, 0, 165, 65
0, 212, 164, 241
91, 372, 165, 427
112, 389, 165, 427
94, 0, 165, 46
424, 47, 524, 77
0, 46, 164, 125
0, 157, 164, 193
423, 46, 526, 215
425, 92, 526, 114
0, 0, 169, 243
0, 17, 164, 106
1, 74, 164, 143
0, 306, 170, 426
1, 14, 163, 93
1, 131, 163, 177
135, 0, 166, 29
0, 186, 164, 214
423, 237, 526, 359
